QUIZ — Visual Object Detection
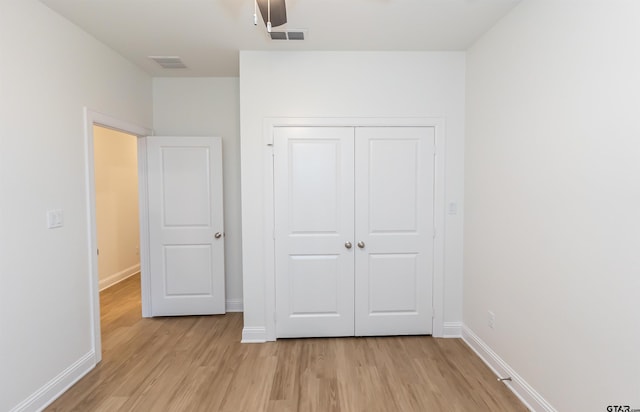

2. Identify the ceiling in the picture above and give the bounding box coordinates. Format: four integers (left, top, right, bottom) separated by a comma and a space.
40, 0, 521, 77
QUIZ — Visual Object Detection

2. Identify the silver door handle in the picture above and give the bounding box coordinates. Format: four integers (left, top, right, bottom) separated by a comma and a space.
357, 241, 365, 248
345, 241, 352, 249
215, 232, 223, 239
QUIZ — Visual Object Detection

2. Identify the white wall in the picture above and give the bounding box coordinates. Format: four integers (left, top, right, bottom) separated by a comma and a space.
239, 51, 465, 338
93, 126, 140, 290
0, 1, 152, 410
153, 78, 243, 306
465, 1, 640, 410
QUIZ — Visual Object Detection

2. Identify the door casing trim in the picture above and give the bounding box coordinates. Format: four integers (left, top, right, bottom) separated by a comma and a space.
83, 108, 153, 362
262, 117, 446, 341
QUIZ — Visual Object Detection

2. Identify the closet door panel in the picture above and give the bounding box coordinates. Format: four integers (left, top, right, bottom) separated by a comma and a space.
354, 127, 435, 336
274, 127, 355, 338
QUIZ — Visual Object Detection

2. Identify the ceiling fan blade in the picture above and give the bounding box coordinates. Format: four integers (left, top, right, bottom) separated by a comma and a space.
256, 0, 287, 28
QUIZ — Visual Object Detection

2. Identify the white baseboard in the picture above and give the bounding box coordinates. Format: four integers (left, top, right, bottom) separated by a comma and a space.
225, 299, 243, 312
99, 264, 140, 291
241, 326, 267, 343
10, 351, 96, 412
462, 325, 557, 412
442, 321, 462, 338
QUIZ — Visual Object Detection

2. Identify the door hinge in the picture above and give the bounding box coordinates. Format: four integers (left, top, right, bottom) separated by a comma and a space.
97, 248, 100, 256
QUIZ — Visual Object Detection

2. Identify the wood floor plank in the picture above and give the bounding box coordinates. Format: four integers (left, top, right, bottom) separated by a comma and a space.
46, 274, 528, 411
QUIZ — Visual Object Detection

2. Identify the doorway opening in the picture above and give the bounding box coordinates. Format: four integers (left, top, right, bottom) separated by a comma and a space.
93, 125, 142, 355
84, 108, 152, 363
93, 125, 140, 292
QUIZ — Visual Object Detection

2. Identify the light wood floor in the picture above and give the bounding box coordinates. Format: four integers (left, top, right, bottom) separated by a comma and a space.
46, 274, 527, 411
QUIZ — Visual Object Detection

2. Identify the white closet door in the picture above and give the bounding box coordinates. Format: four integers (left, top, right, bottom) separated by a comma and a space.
147, 136, 225, 316
274, 127, 355, 337
354, 127, 434, 336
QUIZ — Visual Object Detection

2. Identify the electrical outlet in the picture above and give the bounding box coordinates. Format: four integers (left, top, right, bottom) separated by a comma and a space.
488, 311, 496, 329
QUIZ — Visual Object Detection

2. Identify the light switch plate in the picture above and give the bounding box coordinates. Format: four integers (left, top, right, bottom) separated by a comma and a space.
447, 202, 457, 215
47, 209, 64, 229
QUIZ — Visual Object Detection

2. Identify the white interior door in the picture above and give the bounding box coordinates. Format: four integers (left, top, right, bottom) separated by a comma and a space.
147, 136, 225, 316
274, 127, 355, 337
354, 127, 434, 335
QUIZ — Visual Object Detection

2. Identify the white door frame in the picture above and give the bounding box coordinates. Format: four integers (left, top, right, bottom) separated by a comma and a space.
263, 117, 446, 341
84, 108, 153, 363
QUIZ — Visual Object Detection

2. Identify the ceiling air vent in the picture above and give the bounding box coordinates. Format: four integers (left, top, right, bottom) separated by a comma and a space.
287, 31, 304, 40
270, 32, 287, 40
269, 30, 306, 41
148, 56, 187, 69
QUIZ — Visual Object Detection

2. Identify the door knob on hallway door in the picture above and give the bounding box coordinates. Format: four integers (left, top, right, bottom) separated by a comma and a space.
357, 241, 365, 248
215, 232, 223, 239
